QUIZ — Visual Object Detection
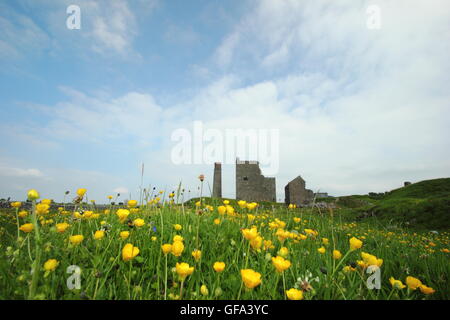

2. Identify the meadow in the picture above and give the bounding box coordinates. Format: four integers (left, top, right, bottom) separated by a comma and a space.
0, 187, 448, 300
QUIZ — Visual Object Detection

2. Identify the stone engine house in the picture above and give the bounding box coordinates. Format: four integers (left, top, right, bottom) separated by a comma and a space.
284, 176, 314, 206
235, 158, 276, 202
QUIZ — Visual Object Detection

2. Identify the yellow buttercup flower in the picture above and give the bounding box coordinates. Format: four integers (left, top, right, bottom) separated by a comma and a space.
318, 247, 326, 254
237, 200, 247, 208
120, 231, 130, 240
173, 235, 184, 242
69, 234, 84, 245
322, 238, 329, 245
122, 243, 140, 261
360, 252, 383, 268
343, 266, 356, 273
250, 236, 263, 250
217, 206, 227, 215
127, 200, 138, 208
278, 247, 289, 257
333, 250, 342, 260
94, 230, 105, 240
172, 240, 185, 257
226, 205, 235, 215
27, 189, 40, 200
19, 223, 34, 233
56, 222, 70, 233
419, 284, 435, 295
133, 218, 145, 227
36, 203, 50, 215
213, 218, 221, 225
18, 210, 28, 218
83, 211, 93, 218
116, 209, 130, 223
44, 259, 59, 271
192, 249, 202, 261
11, 201, 21, 208
162, 244, 172, 255
349, 237, 363, 250
272, 256, 291, 273
176, 262, 194, 280
76, 188, 87, 197
213, 262, 226, 272
173, 224, 182, 231
242, 227, 258, 240
389, 277, 406, 289
223, 200, 229, 205
304, 229, 318, 237
200, 284, 209, 296
406, 276, 422, 290
41, 199, 52, 205
241, 269, 262, 289
286, 288, 303, 300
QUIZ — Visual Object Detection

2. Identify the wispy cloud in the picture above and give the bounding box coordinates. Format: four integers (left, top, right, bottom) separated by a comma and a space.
0, 165, 44, 178
0, 3, 51, 61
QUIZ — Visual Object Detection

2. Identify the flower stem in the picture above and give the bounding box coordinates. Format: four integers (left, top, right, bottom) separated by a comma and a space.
29, 200, 41, 300
164, 254, 168, 300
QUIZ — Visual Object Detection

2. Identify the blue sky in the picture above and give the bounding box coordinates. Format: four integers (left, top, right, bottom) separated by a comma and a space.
1, 0, 449, 203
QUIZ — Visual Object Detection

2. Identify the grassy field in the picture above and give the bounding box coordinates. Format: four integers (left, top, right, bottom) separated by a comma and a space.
320, 178, 450, 231
1, 187, 449, 300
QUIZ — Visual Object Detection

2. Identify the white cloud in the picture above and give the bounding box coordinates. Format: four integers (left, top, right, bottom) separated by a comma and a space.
90, 0, 137, 55
0, 165, 44, 178
0, 4, 51, 61
113, 187, 129, 194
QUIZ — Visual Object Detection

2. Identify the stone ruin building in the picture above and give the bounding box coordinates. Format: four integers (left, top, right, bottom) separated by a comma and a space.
236, 159, 276, 202
284, 176, 314, 206
212, 160, 326, 205
212, 159, 276, 202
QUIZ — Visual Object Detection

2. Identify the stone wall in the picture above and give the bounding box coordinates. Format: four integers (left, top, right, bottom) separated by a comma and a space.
285, 176, 314, 205
236, 159, 276, 202
212, 162, 222, 198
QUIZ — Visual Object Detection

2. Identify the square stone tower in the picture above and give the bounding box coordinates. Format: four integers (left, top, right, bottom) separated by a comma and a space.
236, 158, 276, 202
212, 162, 222, 198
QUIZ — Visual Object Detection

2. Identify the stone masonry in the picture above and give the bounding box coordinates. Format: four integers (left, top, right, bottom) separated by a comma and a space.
236, 158, 276, 202
212, 162, 222, 198
285, 176, 314, 206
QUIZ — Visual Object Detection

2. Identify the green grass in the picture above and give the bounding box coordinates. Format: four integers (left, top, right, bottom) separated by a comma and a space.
0, 199, 448, 300
326, 178, 450, 231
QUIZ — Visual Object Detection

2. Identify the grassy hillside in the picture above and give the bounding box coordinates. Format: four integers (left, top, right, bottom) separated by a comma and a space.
335, 178, 450, 230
